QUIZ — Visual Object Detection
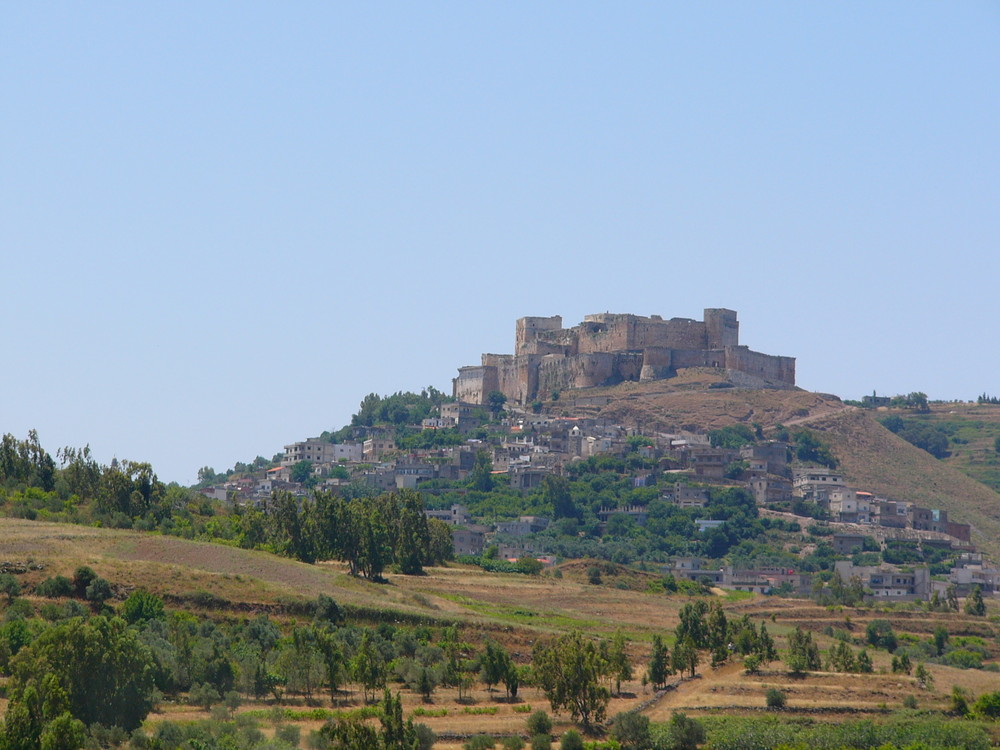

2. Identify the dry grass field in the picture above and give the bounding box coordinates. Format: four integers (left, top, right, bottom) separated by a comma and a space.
5, 517, 1000, 746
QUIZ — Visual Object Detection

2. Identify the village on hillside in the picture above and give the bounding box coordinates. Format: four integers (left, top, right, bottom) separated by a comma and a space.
199, 310, 997, 606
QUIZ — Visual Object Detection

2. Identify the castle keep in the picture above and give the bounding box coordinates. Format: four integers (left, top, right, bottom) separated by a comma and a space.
453, 309, 795, 405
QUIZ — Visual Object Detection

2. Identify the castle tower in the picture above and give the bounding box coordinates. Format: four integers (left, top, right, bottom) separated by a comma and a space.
704, 308, 738, 349
515, 315, 563, 355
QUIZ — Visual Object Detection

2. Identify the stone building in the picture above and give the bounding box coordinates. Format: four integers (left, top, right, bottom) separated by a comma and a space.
282, 439, 362, 467
454, 309, 796, 405
834, 560, 932, 601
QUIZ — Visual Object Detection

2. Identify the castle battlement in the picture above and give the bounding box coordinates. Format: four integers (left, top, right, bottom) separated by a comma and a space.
454, 309, 795, 405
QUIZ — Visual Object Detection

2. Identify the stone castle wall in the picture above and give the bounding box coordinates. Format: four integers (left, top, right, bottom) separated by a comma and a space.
455, 309, 794, 405
724, 346, 796, 384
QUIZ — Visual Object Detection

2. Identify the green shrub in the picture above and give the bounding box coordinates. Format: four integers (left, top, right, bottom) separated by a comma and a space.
527, 711, 552, 736
609, 710, 650, 749
465, 734, 496, 750
765, 688, 786, 709
35, 575, 73, 598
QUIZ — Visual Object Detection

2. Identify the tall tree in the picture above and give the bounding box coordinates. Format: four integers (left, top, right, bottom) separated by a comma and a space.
394, 490, 431, 575
532, 631, 610, 727
350, 632, 386, 704
9, 616, 156, 731
469, 449, 494, 492
647, 634, 671, 690
543, 475, 578, 520
786, 627, 821, 674
607, 631, 633, 696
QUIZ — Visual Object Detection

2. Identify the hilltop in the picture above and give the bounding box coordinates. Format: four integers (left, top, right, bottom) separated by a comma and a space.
548, 367, 847, 430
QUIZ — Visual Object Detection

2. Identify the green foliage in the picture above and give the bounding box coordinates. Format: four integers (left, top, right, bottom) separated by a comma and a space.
965, 585, 987, 616
786, 627, 821, 673
0, 573, 22, 602
188, 682, 221, 710
470, 450, 495, 492
670, 637, 699, 678
793, 430, 838, 468
526, 710, 553, 736
479, 640, 516, 697
543, 475, 577, 520
70, 568, 95, 599
950, 686, 970, 716
880, 416, 950, 458
532, 631, 612, 726
487, 390, 508, 418
258, 488, 443, 578
559, 729, 584, 750
708, 424, 756, 450
95, 460, 166, 519
695, 715, 990, 750
0, 431, 57, 492
290, 460, 315, 485
84, 577, 112, 608
39, 712, 86, 750
647, 634, 671, 690
120, 590, 165, 624
10, 616, 156, 730
891, 653, 912, 675
866, 619, 898, 652
313, 594, 345, 626
465, 735, 496, 750
914, 662, 934, 690
973, 691, 1000, 719
350, 389, 449, 428
35, 577, 73, 599
660, 712, 705, 750
608, 711, 650, 750
765, 688, 786, 709
394, 427, 464, 450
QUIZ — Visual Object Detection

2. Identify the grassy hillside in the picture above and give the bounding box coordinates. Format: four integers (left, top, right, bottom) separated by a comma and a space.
802, 409, 1000, 559
907, 402, 1000, 492
551, 368, 849, 431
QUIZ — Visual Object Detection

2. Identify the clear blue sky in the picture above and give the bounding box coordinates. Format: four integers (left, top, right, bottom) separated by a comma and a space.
3, 3, 998, 484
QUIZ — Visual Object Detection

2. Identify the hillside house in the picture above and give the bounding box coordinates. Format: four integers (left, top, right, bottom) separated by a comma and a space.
508, 464, 550, 490
363, 437, 396, 461
748, 475, 793, 505
667, 483, 709, 509
452, 525, 488, 556
686, 446, 737, 479
792, 467, 846, 503
425, 504, 473, 526
495, 516, 550, 537
740, 442, 790, 475
282, 439, 362, 466
828, 489, 873, 524
834, 560, 931, 601
669, 557, 724, 586
833, 533, 870, 555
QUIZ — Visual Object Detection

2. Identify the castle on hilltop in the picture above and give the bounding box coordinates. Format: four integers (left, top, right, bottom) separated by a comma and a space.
453, 309, 795, 405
